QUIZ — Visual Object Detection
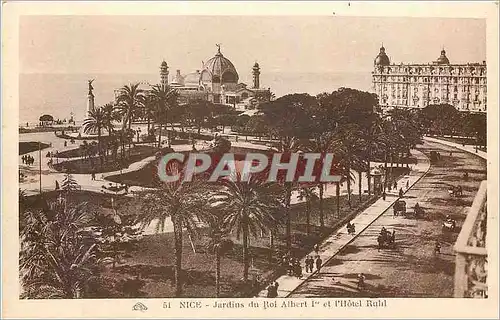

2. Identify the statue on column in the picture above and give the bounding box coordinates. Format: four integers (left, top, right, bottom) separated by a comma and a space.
88, 79, 95, 96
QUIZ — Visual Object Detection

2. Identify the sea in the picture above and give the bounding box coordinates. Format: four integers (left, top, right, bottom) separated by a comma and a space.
19, 71, 372, 126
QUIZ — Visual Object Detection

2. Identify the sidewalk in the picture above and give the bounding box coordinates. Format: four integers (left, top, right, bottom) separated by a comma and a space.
257, 148, 431, 298
423, 136, 487, 160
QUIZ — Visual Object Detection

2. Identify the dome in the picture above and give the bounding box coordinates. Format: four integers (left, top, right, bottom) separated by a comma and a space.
202, 46, 239, 83
374, 46, 390, 66
436, 49, 450, 65
184, 70, 201, 87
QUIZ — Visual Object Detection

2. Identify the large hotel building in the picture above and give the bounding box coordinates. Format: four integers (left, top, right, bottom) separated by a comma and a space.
372, 46, 487, 113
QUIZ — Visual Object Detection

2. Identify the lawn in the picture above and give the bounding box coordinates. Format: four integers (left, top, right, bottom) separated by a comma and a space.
19, 141, 50, 155
52, 145, 168, 174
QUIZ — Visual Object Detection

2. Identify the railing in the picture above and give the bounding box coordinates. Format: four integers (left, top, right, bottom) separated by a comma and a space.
454, 180, 488, 298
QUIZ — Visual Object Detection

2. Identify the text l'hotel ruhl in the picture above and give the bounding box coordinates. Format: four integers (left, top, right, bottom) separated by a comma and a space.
162, 299, 387, 310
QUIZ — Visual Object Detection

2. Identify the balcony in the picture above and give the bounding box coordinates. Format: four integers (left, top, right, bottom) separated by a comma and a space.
454, 180, 487, 298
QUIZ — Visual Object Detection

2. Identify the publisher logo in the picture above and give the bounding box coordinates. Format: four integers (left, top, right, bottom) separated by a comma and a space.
133, 302, 148, 312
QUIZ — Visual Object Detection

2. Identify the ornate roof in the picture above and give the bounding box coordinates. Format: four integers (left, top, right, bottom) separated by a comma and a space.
202, 46, 239, 82
436, 49, 450, 65
374, 46, 390, 66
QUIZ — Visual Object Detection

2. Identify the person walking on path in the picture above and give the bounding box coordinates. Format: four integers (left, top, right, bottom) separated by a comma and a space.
314, 244, 319, 255
434, 241, 441, 254
304, 256, 311, 273
357, 273, 366, 290
315, 256, 323, 272
393, 181, 397, 190
399, 188, 404, 198
406, 180, 409, 189
91, 171, 96, 181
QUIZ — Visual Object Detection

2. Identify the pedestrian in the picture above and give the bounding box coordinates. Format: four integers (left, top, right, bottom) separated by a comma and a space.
314, 244, 319, 255
273, 282, 279, 297
64, 141, 67, 147
393, 181, 397, 190
357, 273, 366, 290
266, 284, 274, 298
91, 171, 96, 181
399, 188, 404, 198
315, 256, 322, 272
434, 241, 441, 254
406, 180, 409, 189
304, 256, 311, 273
382, 191, 386, 200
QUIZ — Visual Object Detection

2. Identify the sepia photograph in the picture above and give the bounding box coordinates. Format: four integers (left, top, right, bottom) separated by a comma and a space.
2, 1, 498, 319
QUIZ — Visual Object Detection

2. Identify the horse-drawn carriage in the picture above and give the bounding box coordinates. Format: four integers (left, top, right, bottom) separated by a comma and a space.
393, 200, 406, 217
377, 228, 395, 249
430, 151, 441, 163
448, 186, 463, 197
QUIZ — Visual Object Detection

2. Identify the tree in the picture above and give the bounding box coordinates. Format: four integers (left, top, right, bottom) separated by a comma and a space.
203, 209, 233, 297
91, 202, 142, 269
258, 93, 316, 255
134, 162, 207, 296
150, 84, 179, 148
184, 99, 213, 134
297, 186, 318, 235
213, 174, 280, 282
82, 107, 111, 170
115, 83, 145, 156
20, 200, 100, 298
61, 173, 80, 193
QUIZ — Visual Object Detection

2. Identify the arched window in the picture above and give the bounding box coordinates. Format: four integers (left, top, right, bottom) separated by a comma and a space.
221, 71, 237, 83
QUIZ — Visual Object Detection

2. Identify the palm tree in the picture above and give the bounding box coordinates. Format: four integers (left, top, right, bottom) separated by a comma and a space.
305, 131, 337, 226
20, 200, 98, 298
213, 174, 280, 282
297, 186, 318, 235
364, 115, 387, 196
331, 125, 366, 207
203, 209, 233, 297
82, 107, 110, 170
115, 83, 145, 156
134, 162, 207, 296
150, 84, 178, 148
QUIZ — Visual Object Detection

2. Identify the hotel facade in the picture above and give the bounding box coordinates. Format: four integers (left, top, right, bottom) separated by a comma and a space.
372, 46, 487, 113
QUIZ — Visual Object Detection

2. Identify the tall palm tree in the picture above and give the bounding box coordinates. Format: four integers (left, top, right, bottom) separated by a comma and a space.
203, 208, 233, 297
305, 131, 337, 226
115, 83, 145, 156
134, 163, 207, 296
150, 84, 178, 148
297, 186, 318, 235
82, 107, 111, 170
213, 174, 280, 282
364, 116, 386, 196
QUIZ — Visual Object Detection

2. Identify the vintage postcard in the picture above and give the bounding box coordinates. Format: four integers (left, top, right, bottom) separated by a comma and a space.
2, 1, 498, 319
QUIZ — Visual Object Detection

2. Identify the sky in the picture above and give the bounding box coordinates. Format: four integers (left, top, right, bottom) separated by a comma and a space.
19, 15, 486, 75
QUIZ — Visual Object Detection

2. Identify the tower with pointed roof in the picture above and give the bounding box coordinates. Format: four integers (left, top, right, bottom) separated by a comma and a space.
252, 62, 260, 89
160, 61, 169, 88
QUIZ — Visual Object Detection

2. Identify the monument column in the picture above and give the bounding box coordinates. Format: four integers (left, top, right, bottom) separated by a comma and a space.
86, 79, 95, 115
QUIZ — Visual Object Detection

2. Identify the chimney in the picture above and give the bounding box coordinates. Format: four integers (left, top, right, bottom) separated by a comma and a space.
176, 70, 181, 76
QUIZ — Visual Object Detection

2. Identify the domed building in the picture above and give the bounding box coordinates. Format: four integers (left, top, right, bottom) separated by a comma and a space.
374, 45, 390, 66
160, 45, 271, 108
372, 45, 487, 113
